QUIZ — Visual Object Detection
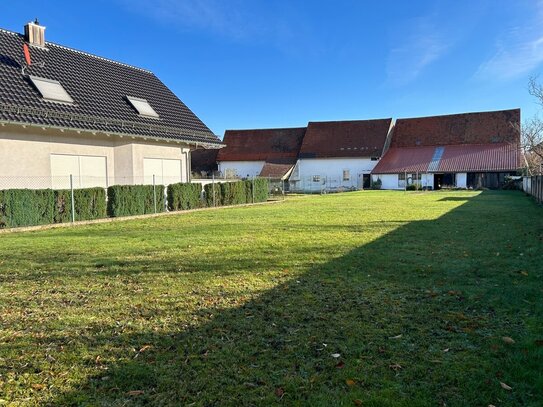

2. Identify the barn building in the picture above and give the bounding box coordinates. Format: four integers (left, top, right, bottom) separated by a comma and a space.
371, 109, 521, 189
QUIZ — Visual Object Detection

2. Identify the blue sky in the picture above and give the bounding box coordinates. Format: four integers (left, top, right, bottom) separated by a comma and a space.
3, 1, 543, 137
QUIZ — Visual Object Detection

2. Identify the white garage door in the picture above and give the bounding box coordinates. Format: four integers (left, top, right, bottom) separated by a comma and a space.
51, 154, 107, 189
143, 158, 182, 185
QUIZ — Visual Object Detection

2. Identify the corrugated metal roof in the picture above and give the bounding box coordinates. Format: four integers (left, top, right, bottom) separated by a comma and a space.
373, 143, 520, 174
371, 146, 434, 174
438, 143, 520, 172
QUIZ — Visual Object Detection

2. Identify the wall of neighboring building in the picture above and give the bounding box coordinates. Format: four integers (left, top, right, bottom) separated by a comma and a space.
290, 157, 378, 192
372, 173, 435, 190
217, 160, 266, 179
0, 125, 191, 189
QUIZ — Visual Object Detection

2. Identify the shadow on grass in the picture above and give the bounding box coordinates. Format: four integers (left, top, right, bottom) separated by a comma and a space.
39, 192, 542, 405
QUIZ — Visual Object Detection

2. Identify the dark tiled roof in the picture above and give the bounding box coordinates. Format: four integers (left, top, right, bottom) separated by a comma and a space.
0, 28, 221, 146
191, 148, 219, 173
373, 143, 520, 174
259, 161, 295, 179
392, 109, 520, 148
299, 118, 392, 158
217, 127, 306, 161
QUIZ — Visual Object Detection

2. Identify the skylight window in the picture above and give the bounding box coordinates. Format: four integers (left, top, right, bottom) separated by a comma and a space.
126, 96, 159, 118
29, 76, 74, 104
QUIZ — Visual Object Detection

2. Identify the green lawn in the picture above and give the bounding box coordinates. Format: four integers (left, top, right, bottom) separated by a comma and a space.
0, 190, 541, 406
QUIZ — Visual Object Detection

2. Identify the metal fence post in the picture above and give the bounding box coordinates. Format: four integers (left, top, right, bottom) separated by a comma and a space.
252, 176, 255, 203
153, 174, 157, 214
212, 173, 216, 207
70, 174, 75, 223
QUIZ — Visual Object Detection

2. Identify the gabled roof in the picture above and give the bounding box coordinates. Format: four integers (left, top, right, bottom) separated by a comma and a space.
217, 127, 306, 162
298, 118, 392, 159
259, 162, 295, 179
0, 27, 222, 146
392, 109, 520, 148
373, 143, 520, 174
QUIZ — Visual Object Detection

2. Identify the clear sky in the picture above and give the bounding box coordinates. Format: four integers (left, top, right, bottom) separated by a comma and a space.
3, 1, 543, 137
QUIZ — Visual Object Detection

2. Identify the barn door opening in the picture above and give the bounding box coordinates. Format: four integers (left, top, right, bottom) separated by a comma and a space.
434, 174, 443, 190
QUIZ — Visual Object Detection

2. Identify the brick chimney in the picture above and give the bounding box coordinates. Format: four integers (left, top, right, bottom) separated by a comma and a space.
24, 19, 46, 47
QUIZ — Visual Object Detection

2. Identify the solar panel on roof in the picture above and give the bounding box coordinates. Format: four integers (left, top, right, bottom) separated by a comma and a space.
126, 96, 159, 118
29, 75, 74, 104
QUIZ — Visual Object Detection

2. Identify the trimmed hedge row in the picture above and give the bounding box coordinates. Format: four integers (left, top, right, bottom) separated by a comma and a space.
0, 187, 106, 228
107, 185, 165, 217
168, 183, 202, 211
0, 179, 269, 228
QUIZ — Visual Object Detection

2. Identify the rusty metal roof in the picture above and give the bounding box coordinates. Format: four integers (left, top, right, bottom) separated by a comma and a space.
373, 143, 520, 174
259, 161, 295, 179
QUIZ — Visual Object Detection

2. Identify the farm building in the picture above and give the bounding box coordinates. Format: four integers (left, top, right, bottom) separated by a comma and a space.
372, 109, 521, 189
216, 127, 306, 183
0, 20, 222, 190
289, 119, 393, 192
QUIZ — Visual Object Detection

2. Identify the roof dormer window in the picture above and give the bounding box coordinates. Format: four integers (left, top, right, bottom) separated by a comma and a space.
29, 76, 74, 104
126, 96, 159, 118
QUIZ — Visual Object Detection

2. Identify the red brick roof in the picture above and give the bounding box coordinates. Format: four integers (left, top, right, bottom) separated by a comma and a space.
299, 118, 392, 158
217, 127, 306, 162
373, 143, 520, 174
392, 109, 520, 148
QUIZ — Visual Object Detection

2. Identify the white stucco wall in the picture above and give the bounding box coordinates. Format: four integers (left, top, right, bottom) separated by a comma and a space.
217, 160, 265, 179
290, 157, 378, 191
0, 125, 191, 189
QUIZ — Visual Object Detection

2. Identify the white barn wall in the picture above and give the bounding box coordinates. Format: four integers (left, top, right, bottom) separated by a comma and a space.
372, 173, 435, 190
456, 173, 467, 188
218, 160, 265, 179
291, 157, 378, 191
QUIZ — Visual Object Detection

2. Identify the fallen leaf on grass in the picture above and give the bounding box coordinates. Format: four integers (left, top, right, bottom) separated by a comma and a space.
500, 382, 512, 391
346, 379, 356, 386
502, 337, 515, 344
354, 399, 363, 406
331, 353, 341, 358
520, 271, 528, 276
275, 387, 285, 397
31, 384, 45, 390
336, 361, 345, 369
389, 334, 402, 340
127, 390, 144, 396
443, 348, 450, 352
389, 364, 402, 371
139, 345, 152, 352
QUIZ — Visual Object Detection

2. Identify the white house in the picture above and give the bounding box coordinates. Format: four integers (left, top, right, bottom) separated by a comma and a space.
289, 119, 393, 192
372, 109, 521, 190
0, 21, 222, 190
216, 127, 306, 180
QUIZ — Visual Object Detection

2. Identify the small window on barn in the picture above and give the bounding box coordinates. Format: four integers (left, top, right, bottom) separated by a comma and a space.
312, 175, 321, 183
126, 96, 160, 118
29, 76, 74, 104
343, 169, 350, 181
398, 173, 406, 188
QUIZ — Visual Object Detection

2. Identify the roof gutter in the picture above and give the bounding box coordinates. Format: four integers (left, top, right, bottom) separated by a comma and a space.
0, 120, 225, 149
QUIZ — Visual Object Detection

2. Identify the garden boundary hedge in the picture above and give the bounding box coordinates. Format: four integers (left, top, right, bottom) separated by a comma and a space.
107, 184, 165, 217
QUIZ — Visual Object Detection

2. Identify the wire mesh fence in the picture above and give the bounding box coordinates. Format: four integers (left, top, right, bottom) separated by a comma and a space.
0, 175, 273, 230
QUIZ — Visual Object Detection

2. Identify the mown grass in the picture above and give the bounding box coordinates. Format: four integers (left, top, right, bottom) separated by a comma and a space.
0, 190, 541, 406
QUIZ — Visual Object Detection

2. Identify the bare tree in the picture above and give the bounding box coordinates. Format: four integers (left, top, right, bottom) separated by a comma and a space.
518, 77, 543, 175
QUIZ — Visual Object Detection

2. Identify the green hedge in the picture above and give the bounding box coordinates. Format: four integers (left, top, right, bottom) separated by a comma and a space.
0, 189, 55, 228
204, 183, 222, 207
168, 183, 203, 211
253, 178, 269, 202
107, 184, 165, 217
54, 187, 107, 223
203, 179, 268, 207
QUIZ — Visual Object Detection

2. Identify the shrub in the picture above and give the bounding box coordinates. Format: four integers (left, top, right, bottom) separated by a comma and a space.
107, 184, 165, 217
406, 184, 417, 191
371, 178, 382, 190
220, 181, 247, 205
253, 178, 269, 202
0, 189, 55, 228
204, 182, 222, 207
168, 183, 203, 211
54, 187, 107, 223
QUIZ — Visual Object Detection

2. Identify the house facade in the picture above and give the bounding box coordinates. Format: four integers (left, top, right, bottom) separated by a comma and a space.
289, 119, 393, 192
0, 21, 222, 190
371, 109, 521, 189
216, 127, 306, 182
